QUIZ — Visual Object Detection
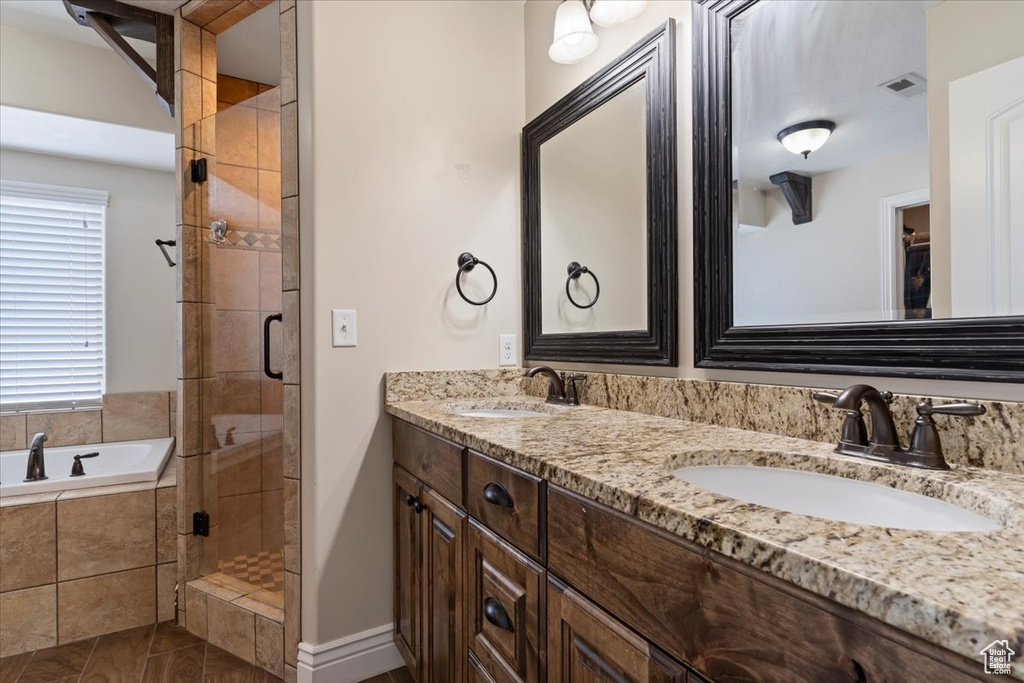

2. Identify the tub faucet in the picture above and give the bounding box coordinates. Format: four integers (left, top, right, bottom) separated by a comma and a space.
25, 432, 48, 482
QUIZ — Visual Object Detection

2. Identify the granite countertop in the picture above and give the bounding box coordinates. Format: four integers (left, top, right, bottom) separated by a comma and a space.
385, 393, 1024, 674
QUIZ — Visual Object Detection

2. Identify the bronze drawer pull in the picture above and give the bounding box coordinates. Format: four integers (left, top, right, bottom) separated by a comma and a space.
483, 482, 514, 508
483, 597, 513, 632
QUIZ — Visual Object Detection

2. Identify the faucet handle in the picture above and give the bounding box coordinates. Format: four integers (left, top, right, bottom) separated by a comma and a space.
905, 400, 984, 469
812, 391, 867, 447
812, 391, 838, 405
917, 399, 986, 418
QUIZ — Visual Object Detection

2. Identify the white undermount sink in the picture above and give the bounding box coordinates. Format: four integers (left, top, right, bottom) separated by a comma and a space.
672, 465, 1000, 532
455, 409, 550, 418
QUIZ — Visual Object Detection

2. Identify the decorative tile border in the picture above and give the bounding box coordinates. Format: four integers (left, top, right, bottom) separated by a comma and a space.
220, 228, 282, 252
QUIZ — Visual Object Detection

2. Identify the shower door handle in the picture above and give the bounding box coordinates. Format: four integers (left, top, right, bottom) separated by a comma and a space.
264, 314, 283, 380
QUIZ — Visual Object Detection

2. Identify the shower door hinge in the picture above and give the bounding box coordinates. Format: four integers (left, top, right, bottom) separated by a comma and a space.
192, 511, 210, 537
190, 158, 208, 184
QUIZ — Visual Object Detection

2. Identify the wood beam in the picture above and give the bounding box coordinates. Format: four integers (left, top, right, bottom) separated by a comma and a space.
64, 0, 175, 117
154, 12, 175, 117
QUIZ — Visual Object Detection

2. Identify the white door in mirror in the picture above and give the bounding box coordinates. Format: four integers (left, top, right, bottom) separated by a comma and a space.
499, 334, 517, 366
332, 309, 357, 347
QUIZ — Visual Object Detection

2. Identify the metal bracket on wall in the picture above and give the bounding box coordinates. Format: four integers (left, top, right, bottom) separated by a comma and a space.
769, 171, 812, 225
62, 0, 175, 116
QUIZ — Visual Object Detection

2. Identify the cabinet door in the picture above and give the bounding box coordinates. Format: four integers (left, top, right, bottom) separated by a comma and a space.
421, 486, 468, 683
394, 465, 423, 679
548, 577, 687, 683
467, 521, 544, 683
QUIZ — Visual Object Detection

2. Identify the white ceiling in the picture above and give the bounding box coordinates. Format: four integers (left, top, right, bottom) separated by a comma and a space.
0, 0, 280, 84
216, 2, 281, 86
119, 0, 189, 12
732, 0, 937, 189
0, 105, 175, 171
0, 0, 161, 59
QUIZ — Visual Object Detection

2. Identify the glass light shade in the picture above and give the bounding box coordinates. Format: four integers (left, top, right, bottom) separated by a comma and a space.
777, 121, 836, 158
549, 0, 599, 64
588, 0, 648, 27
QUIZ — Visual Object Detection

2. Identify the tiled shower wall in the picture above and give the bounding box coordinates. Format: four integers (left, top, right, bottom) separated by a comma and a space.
174, 1, 300, 679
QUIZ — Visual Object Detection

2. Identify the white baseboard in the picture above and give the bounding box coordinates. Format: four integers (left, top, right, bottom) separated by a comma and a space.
297, 623, 404, 683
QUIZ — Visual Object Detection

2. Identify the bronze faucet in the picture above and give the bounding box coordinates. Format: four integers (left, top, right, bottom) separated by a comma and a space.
24, 432, 48, 482
525, 366, 586, 406
814, 384, 985, 470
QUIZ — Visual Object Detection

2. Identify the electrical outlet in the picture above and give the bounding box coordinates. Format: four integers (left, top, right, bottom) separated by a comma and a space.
332, 309, 357, 347
499, 334, 517, 366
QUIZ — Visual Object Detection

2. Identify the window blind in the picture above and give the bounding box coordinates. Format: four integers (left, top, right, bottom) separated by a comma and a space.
0, 180, 108, 412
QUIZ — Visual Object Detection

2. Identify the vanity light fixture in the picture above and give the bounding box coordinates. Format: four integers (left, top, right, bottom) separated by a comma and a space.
549, 0, 600, 64
587, 0, 648, 27
776, 120, 836, 159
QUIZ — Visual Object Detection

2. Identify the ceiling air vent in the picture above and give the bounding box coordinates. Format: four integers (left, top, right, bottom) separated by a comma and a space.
880, 72, 927, 98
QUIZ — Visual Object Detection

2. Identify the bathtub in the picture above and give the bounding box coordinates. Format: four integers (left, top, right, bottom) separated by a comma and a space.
0, 437, 174, 498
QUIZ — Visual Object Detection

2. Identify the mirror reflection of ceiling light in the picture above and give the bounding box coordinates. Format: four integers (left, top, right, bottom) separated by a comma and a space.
549, 0, 648, 64
588, 0, 648, 27
776, 120, 836, 159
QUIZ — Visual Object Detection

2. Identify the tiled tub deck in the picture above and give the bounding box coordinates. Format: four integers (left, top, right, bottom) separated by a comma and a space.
0, 470, 177, 658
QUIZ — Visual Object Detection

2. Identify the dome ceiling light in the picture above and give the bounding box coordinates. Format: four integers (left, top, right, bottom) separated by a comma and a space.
777, 120, 836, 159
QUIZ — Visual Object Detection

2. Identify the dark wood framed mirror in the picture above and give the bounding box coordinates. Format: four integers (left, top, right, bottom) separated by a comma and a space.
523, 20, 677, 366
693, 0, 1024, 383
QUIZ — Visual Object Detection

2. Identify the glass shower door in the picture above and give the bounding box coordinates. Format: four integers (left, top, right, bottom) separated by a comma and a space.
200, 79, 284, 596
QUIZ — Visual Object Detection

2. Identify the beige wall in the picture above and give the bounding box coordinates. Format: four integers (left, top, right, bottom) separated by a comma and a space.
0, 149, 177, 394
925, 0, 1024, 318
297, 0, 525, 644
0, 25, 174, 133
525, 0, 1022, 402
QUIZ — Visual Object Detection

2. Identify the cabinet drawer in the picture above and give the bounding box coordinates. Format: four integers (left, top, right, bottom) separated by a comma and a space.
548, 486, 981, 683
548, 576, 687, 683
466, 450, 544, 561
394, 420, 464, 507
467, 520, 544, 683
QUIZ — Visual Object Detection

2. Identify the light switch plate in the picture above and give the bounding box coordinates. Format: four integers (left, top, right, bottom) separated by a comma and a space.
499, 334, 517, 366
332, 309, 357, 347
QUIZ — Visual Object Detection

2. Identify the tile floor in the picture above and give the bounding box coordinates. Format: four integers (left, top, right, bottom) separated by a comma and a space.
0, 622, 283, 683
216, 551, 285, 593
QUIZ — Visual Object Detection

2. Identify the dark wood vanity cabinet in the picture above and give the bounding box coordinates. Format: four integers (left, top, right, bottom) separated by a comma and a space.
393, 465, 424, 676
393, 419, 982, 683
547, 577, 691, 683
466, 520, 544, 683
393, 460, 467, 683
